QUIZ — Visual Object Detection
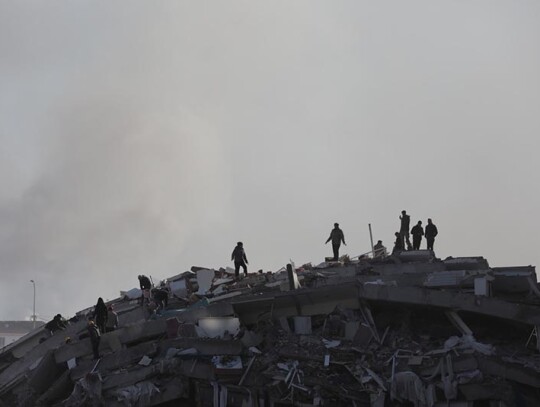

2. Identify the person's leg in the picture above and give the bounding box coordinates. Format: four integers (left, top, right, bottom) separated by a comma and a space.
241, 261, 248, 276
332, 243, 340, 261
234, 262, 240, 278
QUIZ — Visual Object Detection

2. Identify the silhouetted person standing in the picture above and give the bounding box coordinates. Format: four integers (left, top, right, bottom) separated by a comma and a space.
231, 242, 248, 278
399, 210, 411, 250
392, 232, 404, 254
325, 223, 346, 261
425, 218, 438, 251
411, 221, 424, 250
93, 297, 108, 334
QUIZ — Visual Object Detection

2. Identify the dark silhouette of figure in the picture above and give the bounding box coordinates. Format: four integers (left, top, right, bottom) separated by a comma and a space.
392, 232, 404, 254
325, 223, 346, 261
425, 218, 438, 251
138, 275, 152, 305
231, 242, 249, 278
87, 319, 101, 360
399, 210, 411, 250
45, 314, 67, 333
152, 288, 169, 312
411, 221, 424, 250
93, 298, 108, 334
373, 240, 387, 258
105, 306, 119, 332
138, 275, 151, 289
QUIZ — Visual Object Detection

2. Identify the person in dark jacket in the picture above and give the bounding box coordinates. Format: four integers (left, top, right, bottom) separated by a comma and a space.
392, 232, 404, 254
325, 223, 346, 261
399, 210, 411, 250
45, 314, 67, 333
425, 218, 438, 251
410, 221, 424, 250
138, 275, 152, 305
373, 240, 387, 258
87, 319, 101, 360
231, 242, 249, 278
152, 288, 169, 312
93, 297, 108, 334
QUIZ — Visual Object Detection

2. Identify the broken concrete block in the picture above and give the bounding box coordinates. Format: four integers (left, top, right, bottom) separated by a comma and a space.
293, 316, 312, 335
344, 321, 360, 340
169, 279, 188, 298
198, 317, 240, 338
196, 269, 215, 295
138, 355, 152, 366
474, 277, 490, 296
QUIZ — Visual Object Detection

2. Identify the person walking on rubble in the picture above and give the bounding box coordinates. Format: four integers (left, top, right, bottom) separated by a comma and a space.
325, 223, 347, 261
138, 274, 152, 305
231, 242, 249, 278
87, 319, 101, 360
411, 221, 424, 250
425, 218, 438, 251
399, 210, 412, 250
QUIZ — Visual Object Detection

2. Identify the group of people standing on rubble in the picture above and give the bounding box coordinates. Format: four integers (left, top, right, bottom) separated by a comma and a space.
322, 210, 439, 261
393, 210, 438, 254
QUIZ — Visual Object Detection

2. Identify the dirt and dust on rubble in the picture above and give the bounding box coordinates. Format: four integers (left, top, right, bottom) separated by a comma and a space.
1, 249, 540, 406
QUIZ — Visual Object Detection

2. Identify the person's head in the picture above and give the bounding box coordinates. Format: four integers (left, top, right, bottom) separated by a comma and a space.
334, 223, 339, 228
417, 221, 422, 225
138, 275, 143, 280
402, 210, 407, 215
377, 240, 382, 244
87, 318, 95, 326
97, 297, 104, 306
237, 242, 243, 247
428, 218, 432, 224
395, 232, 400, 237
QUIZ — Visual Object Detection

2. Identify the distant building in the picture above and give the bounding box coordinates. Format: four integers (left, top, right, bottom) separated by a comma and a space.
0, 321, 44, 347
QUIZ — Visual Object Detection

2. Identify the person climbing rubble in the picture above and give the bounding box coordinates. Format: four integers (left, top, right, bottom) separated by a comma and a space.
138, 274, 152, 305
151, 287, 169, 313
325, 223, 346, 261
44, 314, 67, 333
231, 242, 249, 278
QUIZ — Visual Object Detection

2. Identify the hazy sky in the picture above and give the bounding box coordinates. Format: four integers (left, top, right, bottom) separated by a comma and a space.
1, 1, 539, 321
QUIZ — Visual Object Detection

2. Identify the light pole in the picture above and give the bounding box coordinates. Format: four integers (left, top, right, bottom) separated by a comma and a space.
30, 280, 36, 329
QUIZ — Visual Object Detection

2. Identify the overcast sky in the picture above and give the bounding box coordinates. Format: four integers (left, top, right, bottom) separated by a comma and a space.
1, 1, 539, 322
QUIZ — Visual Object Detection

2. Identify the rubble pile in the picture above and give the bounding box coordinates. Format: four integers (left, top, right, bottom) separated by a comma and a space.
1, 251, 540, 406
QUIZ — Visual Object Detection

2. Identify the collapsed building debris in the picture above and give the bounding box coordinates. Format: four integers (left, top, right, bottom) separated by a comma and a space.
1, 251, 540, 406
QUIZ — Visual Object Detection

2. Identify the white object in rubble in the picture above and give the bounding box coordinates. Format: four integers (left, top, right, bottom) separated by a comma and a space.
138, 355, 152, 366
322, 339, 341, 349
67, 358, 77, 370
198, 317, 240, 338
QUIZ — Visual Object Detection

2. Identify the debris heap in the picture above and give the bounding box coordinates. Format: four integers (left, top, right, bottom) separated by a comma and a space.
1, 251, 540, 406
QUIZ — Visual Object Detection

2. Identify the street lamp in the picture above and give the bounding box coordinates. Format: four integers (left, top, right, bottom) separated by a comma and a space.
30, 280, 36, 329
